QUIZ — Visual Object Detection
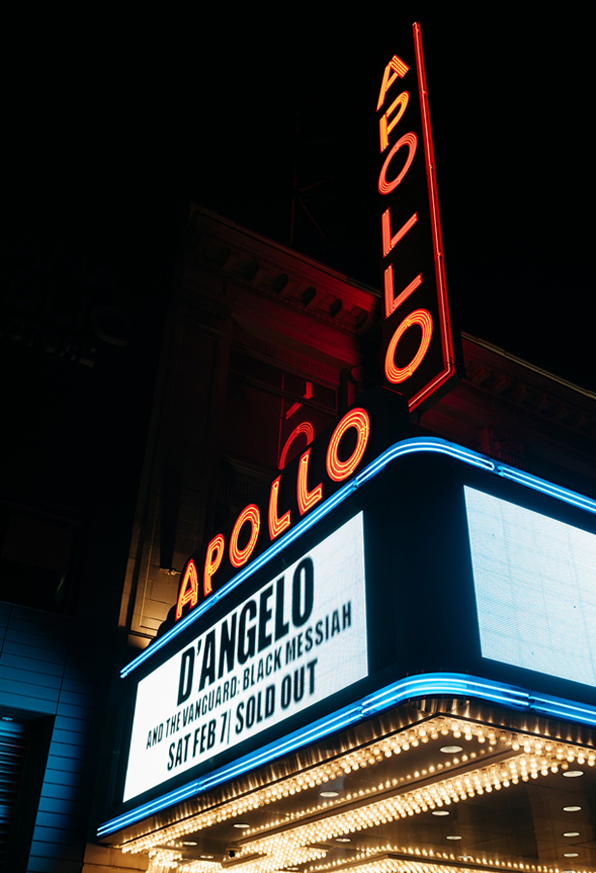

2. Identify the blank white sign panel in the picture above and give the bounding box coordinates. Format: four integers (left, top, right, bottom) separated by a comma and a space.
464, 486, 596, 688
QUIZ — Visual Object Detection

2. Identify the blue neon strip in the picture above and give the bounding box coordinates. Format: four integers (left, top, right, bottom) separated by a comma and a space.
97, 671, 596, 837
120, 438, 498, 678
495, 464, 596, 515
121, 435, 596, 678
121, 472, 359, 678
97, 702, 364, 836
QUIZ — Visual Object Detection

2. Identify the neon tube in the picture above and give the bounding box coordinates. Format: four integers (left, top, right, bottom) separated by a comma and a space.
122, 436, 596, 678
98, 671, 596, 837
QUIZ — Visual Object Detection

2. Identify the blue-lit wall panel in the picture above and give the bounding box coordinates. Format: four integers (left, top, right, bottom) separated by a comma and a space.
465, 486, 596, 688
0, 602, 106, 872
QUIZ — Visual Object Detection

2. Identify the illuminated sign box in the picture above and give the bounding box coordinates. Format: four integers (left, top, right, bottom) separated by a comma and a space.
466, 486, 596, 687
376, 24, 462, 412
124, 514, 367, 803
170, 388, 409, 625
100, 392, 596, 837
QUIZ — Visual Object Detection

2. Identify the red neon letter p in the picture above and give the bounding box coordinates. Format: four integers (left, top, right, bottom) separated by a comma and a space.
203, 533, 225, 597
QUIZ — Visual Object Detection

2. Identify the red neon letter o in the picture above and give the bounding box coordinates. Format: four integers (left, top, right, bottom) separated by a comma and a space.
326, 409, 370, 482
279, 421, 315, 470
378, 132, 417, 195
384, 309, 433, 384
229, 504, 261, 568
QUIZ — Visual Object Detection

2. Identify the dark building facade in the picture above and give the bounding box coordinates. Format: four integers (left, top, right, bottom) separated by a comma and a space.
3, 205, 596, 872
0, 198, 181, 872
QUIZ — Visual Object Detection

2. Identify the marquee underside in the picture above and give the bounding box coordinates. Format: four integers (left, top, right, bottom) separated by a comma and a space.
103, 697, 596, 873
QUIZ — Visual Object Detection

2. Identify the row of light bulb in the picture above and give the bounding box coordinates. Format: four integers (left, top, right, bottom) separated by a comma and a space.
308, 859, 581, 873
121, 716, 594, 860
231, 748, 574, 862
147, 847, 182, 871
158, 846, 326, 873
309, 844, 570, 873
167, 844, 592, 873
120, 716, 504, 854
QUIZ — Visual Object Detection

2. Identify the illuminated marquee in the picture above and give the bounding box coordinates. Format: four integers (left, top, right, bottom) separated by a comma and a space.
173, 389, 409, 624
377, 23, 461, 411
125, 514, 367, 802
102, 426, 596, 838
465, 486, 596, 687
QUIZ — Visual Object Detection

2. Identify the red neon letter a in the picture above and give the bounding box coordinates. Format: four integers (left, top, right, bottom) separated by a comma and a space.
176, 560, 199, 620
376, 55, 410, 111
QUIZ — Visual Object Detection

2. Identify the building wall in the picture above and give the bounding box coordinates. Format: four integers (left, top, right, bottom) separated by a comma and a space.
0, 197, 182, 871
0, 604, 111, 872
119, 208, 596, 658
119, 207, 378, 651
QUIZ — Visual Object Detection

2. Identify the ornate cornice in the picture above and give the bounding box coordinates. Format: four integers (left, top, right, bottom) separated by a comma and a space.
185, 205, 379, 337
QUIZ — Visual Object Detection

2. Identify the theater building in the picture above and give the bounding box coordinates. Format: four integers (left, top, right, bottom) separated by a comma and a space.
83, 205, 596, 873
3, 26, 596, 873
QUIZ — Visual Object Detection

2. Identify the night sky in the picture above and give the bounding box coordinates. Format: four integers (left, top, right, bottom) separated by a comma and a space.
6, 3, 596, 390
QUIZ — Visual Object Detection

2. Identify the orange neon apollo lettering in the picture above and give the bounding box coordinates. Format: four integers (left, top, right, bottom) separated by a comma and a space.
378, 132, 417, 195
379, 91, 409, 153
279, 420, 315, 470
297, 448, 323, 515
382, 210, 418, 260
268, 476, 291, 539
203, 533, 225, 596
326, 409, 370, 481
174, 404, 379, 621
376, 54, 410, 110
384, 269, 422, 319
377, 23, 458, 411
229, 505, 261, 568
175, 559, 199, 620
377, 57, 430, 390
385, 309, 432, 383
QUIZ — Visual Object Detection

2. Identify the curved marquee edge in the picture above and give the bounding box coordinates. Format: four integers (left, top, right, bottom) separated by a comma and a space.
121, 437, 596, 679
98, 671, 596, 838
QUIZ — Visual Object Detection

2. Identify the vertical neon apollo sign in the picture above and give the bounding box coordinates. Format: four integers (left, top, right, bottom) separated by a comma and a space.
170, 29, 460, 628
378, 23, 460, 411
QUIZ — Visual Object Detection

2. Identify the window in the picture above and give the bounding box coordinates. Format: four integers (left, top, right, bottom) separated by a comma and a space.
223, 352, 337, 470
0, 509, 79, 613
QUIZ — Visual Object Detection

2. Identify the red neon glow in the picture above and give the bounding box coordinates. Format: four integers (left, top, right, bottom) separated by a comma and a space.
229, 505, 260, 568
203, 533, 225, 597
268, 475, 291, 540
279, 420, 315, 469
297, 449, 323, 515
379, 91, 409, 153
176, 560, 199, 620
384, 268, 423, 318
382, 209, 418, 258
406, 22, 455, 410
285, 382, 313, 421
384, 309, 433, 384
376, 55, 410, 110
326, 409, 370, 482
378, 132, 417, 196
